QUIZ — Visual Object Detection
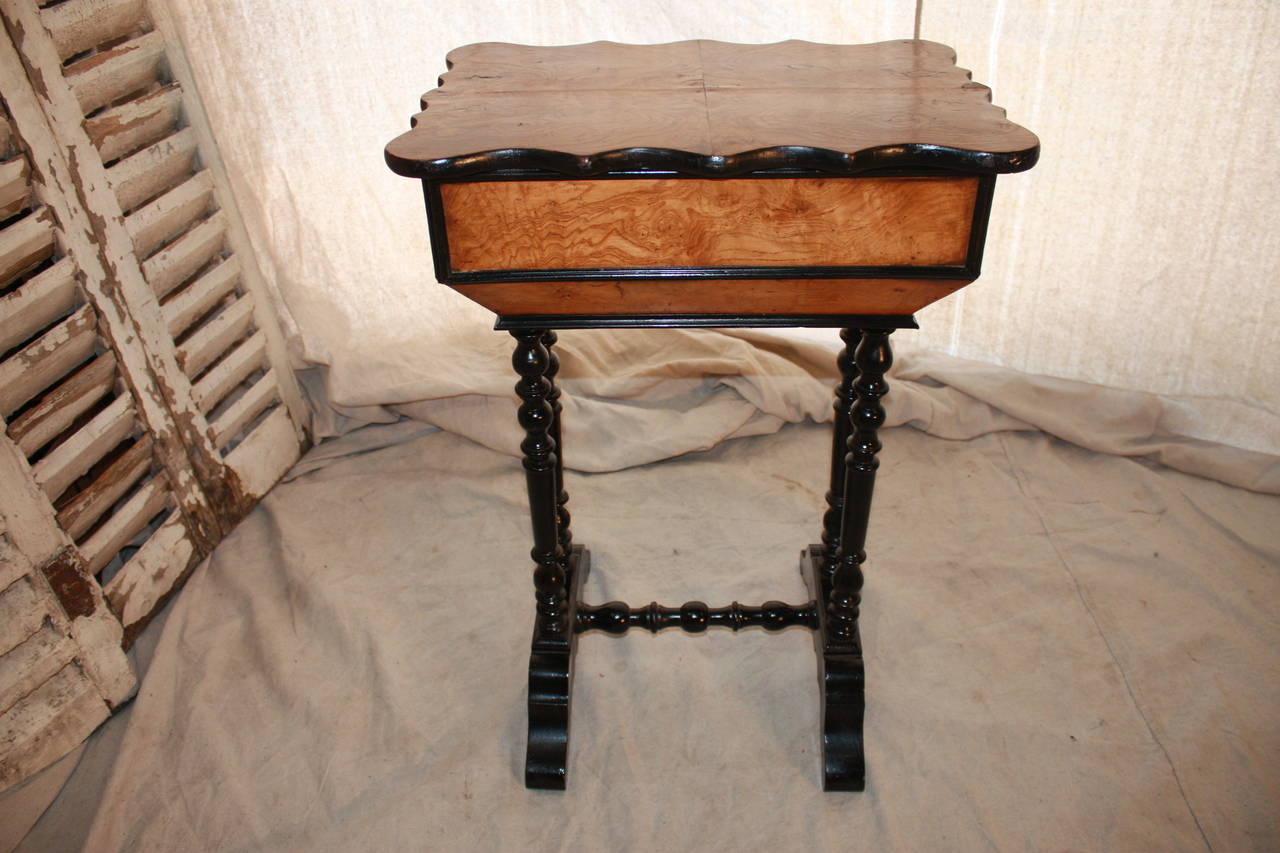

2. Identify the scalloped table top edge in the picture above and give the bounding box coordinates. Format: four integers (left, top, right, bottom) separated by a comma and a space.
385, 39, 1040, 179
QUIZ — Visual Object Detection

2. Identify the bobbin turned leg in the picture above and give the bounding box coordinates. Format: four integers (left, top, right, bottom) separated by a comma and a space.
819, 329, 861, 574
806, 327, 893, 792
512, 329, 585, 789
542, 332, 574, 565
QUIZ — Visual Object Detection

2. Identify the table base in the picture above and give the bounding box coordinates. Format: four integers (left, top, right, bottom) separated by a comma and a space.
516, 327, 891, 792
524, 543, 866, 791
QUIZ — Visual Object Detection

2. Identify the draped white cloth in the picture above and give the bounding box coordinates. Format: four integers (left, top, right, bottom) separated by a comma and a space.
161, 0, 1279, 461
10, 417, 1277, 851
294, 331, 1278, 492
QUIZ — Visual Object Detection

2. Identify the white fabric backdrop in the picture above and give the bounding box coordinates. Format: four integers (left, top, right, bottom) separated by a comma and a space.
162, 0, 1279, 455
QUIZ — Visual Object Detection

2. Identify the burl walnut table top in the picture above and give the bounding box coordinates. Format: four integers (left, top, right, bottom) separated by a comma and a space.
385, 39, 1039, 179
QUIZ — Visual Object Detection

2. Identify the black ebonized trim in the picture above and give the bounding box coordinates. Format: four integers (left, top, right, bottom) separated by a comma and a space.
495, 314, 919, 331
422, 181, 452, 284
449, 264, 972, 285
436, 165, 984, 182
385, 141, 1040, 180
965, 174, 997, 277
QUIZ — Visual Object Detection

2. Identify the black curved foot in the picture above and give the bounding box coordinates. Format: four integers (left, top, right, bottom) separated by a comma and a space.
819, 652, 866, 791
803, 545, 866, 792
525, 545, 588, 789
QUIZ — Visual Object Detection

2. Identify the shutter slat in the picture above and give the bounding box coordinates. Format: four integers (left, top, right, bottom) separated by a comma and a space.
0, 623, 77, 713
8, 352, 117, 457
0, 577, 45, 655
85, 85, 181, 162
0, 257, 78, 353
79, 477, 168, 575
222, 404, 300, 499
0, 664, 110, 790
57, 435, 152, 540
106, 126, 197, 212
0, 207, 54, 285
211, 368, 277, 449
0, 535, 27, 590
65, 31, 166, 116
0, 304, 96, 419
141, 210, 225, 298
39, 0, 148, 62
124, 170, 213, 257
175, 294, 252, 378
193, 329, 264, 413
0, 156, 30, 220
102, 509, 195, 635
162, 255, 239, 337
31, 392, 134, 501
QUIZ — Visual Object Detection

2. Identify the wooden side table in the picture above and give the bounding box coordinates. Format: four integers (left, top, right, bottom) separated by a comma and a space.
386, 39, 1038, 791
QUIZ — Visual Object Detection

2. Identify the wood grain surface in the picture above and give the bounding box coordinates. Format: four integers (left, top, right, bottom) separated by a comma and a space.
386, 40, 1039, 178
442, 176, 977, 272
453, 277, 968, 317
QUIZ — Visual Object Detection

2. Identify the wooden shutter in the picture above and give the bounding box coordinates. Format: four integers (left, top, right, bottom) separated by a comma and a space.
0, 0, 310, 789
1, 73, 138, 792
1, 0, 310, 632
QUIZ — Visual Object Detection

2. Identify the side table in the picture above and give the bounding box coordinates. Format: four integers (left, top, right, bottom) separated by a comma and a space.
386, 39, 1038, 791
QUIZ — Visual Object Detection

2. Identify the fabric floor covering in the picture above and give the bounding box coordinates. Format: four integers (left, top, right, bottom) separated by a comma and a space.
9, 417, 1279, 852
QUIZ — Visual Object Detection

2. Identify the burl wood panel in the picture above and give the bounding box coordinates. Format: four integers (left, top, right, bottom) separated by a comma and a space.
453, 278, 969, 317
442, 176, 977, 272
385, 40, 1040, 178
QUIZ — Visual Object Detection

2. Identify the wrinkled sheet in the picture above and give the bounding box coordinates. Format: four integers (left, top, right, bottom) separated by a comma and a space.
305, 332, 1279, 493
16, 406, 1277, 851
7, 337, 1279, 852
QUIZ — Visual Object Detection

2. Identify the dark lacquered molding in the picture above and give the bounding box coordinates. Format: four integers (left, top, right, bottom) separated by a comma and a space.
430, 165, 995, 183
452, 264, 974, 285
495, 314, 918, 331
421, 179, 452, 283
423, 171, 997, 287
385, 141, 1039, 180
966, 173, 997, 275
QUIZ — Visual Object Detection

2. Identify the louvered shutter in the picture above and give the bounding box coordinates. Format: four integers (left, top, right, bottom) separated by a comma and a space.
1, 84, 137, 792
0, 0, 310, 789
2, 0, 310, 632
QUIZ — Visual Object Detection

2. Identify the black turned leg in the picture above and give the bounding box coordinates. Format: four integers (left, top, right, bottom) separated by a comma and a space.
542, 331, 573, 561
808, 327, 893, 792
511, 330, 567, 635
831, 328, 892, 642
512, 330, 586, 789
820, 329, 861, 575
